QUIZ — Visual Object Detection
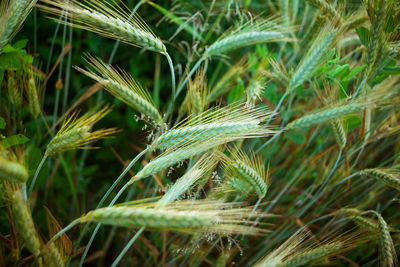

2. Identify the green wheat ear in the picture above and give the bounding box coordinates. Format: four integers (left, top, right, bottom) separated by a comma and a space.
220, 146, 269, 199
77, 55, 163, 125
45, 106, 118, 156
0, 0, 37, 53
77, 200, 268, 235
0, 148, 28, 183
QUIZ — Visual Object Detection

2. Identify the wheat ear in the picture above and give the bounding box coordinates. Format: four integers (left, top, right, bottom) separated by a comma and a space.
39, 0, 176, 93
0, 0, 37, 53
285, 102, 365, 130
221, 146, 269, 199
79, 200, 266, 235
77, 55, 163, 125
41, 242, 65, 267
158, 154, 217, 205
204, 19, 290, 57
374, 212, 398, 267
152, 104, 272, 149
360, 168, 400, 191
0, 154, 29, 183
7, 72, 22, 110
7, 185, 41, 258
289, 29, 336, 91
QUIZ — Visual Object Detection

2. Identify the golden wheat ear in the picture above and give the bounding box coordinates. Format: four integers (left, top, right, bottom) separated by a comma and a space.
45, 105, 118, 156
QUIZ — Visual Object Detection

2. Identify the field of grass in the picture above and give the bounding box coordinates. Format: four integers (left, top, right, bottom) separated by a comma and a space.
0, 0, 400, 266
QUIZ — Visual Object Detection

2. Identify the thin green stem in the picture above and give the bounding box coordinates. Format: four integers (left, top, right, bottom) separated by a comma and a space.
165, 52, 176, 97
28, 155, 48, 195
111, 227, 145, 267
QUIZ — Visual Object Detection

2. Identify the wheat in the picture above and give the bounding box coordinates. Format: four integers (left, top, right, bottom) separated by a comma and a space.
375, 212, 398, 267
221, 147, 269, 199
335, 208, 379, 232
204, 19, 290, 57
27, 75, 41, 119
158, 154, 217, 205
41, 242, 65, 267
0, 151, 28, 183
77, 55, 163, 125
45, 106, 117, 156
285, 102, 364, 130
152, 104, 272, 149
8, 186, 41, 258
7, 72, 22, 110
304, 0, 339, 18
207, 58, 247, 103
79, 200, 266, 235
329, 119, 347, 149
39, 0, 165, 54
283, 242, 343, 267
0, 0, 37, 53
360, 168, 400, 191
289, 29, 336, 91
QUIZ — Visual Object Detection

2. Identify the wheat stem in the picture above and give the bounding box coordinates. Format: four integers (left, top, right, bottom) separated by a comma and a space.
111, 226, 145, 267
165, 52, 176, 96
28, 155, 48, 195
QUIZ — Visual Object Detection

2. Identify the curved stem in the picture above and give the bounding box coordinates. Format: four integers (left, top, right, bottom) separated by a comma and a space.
165, 57, 205, 120
165, 52, 176, 96
28, 156, 48, 195
111, 226, 145, 267
78, 179, 140, 267
49, 218, 80, 243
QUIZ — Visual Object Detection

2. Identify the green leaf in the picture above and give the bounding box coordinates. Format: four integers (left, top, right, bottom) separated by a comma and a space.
0, 117, 5, 129
356, 27, 370, 47
1, 45, 17, 53
288, 131, 306, 145
0, 52, 22, 70
0, 134, 29, 148
13, 39, 28, 49
327, 64, 349, 78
